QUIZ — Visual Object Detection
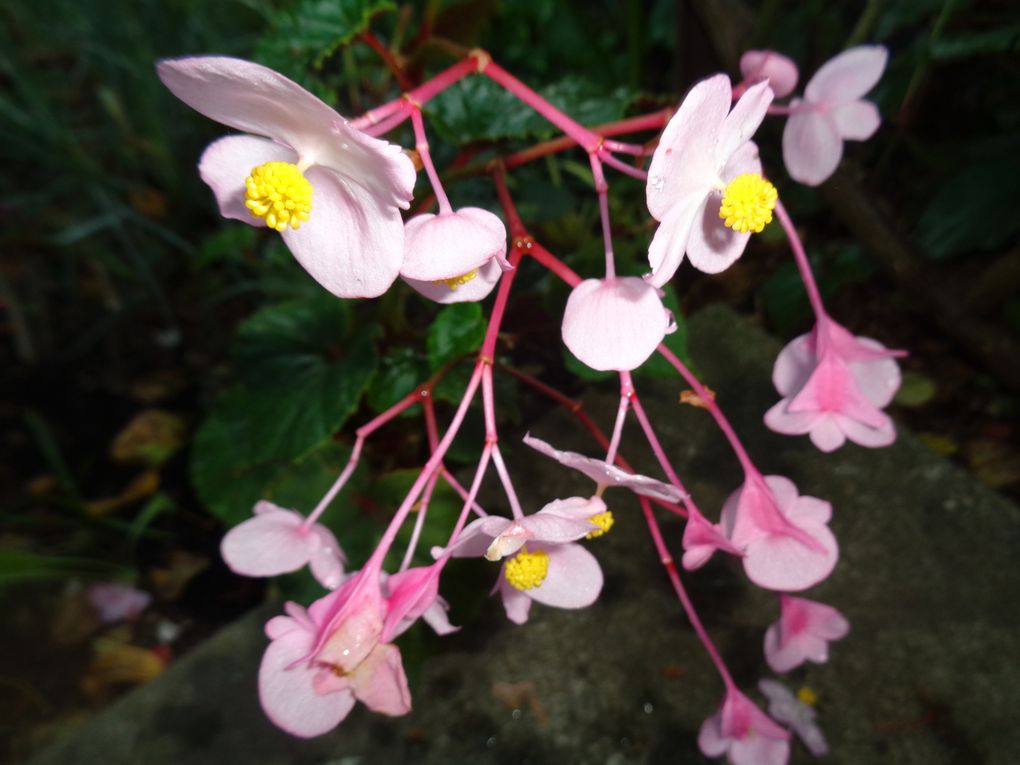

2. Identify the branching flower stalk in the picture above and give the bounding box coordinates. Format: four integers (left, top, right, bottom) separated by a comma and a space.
160, 36, 900, 761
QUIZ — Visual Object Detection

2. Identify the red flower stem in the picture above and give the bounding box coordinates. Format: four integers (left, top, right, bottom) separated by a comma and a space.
599, 148, 649, 181
528, 241, 581, 286
602, 138, 647, 156
439, 443, 494, 555
605, 374, 633, 465
302, 387, 425, 530
359, 31, 415, 91
775, 200, 827, 322
639, 495, 737, 692
397, 463, 442, 572
410, 107, 453, 214
481, 60, 602, 151
655, 345, 758, 478
589, 155, 617, 278
360, 103, 412, 137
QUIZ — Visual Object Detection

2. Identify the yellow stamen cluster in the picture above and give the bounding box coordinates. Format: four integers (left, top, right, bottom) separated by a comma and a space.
504, 547, 549, 591
435, 269, 479, 291
585, 510, 615, 539
719, 173, 777, 234
797, 686, 819, 706
244, 161, 313, 232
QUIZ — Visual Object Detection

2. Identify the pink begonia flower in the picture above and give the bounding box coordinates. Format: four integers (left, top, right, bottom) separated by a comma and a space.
681, 506, 743, 570
561, 277, 671, 371
437, 497, 605, 625
765, 315, 902, 452
758, 679, 829, 757
699, 688, 791, 765
381, 562, 458, 640
400, 207, 511, 303
157, 56, 416, 298
782, 46, 888, 186
645, 75, 773, 282
739, 50, 798, 99
87, 582, 151, 623
764, 594, 850, 673
259, 568, 410, 737
221, 501, 346, 590
523, 433, 685, 503
705, 475, 838, 591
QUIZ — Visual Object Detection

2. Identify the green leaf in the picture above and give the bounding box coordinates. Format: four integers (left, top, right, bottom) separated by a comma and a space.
191, 298, 378, 525
255, 0, 396, 76
427, 303, 485, 370
426, 75, 635, 144
0, 550, 125, 586
916, 157, 1020, 260
366, 347, 429, 413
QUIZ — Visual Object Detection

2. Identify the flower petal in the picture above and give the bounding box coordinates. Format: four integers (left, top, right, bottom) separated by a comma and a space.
740, 50, 799, 98
831, 99, 881, 140
281, 166, 404, 298
782, 110, 843, 186
402, 256, 502, 304
221, 508, 312, 578
743, 521, 839, 591
526, 543, 603, 609
497, 576, 533, 624
684, 194, 752, 274
259, 631, 356, 737
400, 208, 507, 281
309, 526, 346, 590
562, 277, 668, 371
646, 195, 701, 287
351, 643, 412, 717
716, 80, 773, 163
805, 46, 888, 105
771, 333, 815, 396
438, 516, 514, 558
646, 74, 731, 220
198, 135, 296, 225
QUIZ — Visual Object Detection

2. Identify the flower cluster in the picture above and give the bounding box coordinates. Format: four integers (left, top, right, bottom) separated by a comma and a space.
158, 39, 895, 763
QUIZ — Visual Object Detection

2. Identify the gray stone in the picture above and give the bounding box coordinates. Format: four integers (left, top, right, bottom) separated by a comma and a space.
27, 306, 1020, 765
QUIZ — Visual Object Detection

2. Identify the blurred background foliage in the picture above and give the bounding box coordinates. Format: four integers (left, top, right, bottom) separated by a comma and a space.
2, 0, 1019, 757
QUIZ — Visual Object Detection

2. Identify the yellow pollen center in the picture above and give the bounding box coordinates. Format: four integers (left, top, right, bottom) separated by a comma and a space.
586, 510, 615, 539
504, 547, 550, 591
797, 686, 818, 706
719, 173, 777, 234
435, 269, 479, 291
244, 161, 313, 232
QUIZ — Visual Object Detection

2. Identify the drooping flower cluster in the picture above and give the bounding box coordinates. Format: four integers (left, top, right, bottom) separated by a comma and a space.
158, 38, 897, 762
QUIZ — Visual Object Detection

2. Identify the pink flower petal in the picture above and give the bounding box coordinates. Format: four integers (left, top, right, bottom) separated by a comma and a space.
522, 433, 685, 502
400, 207, 507, 281
807, 416, 849, 452
740, 50, 799, 98
805, 46, 888, 105
220, 507, 313, 578
646, 195, 702, 287
497, 577, 533, 624
684, 194, 752, 275
439, 516, 514, 558
682, 509, 743, 570
849, 341, 902, 407
198, 135, 295, 224
764, 399, 820, 437
562, 277, 669, 371
836, 413, 896, 448
350, 643, 412, 717
259, 630, 356, 738
782, 109, 843, 186
156, 57, 414, 208
771, 334, 815, 397
402, 256, 502, 304
281, 166, 404, 298
729, 735, 791, 765
308, 526, 346, 590
87, 583, 151, 623
717, 80, 773, 163
743, 522, 838, 591
831, 100, 881, 140
646, 74, 732, 220
526, 543, 603, 609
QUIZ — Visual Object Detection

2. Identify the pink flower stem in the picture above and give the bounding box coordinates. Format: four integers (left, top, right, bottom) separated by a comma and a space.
621, 373, 702, 519
598, 148, 649, 181
350, 100, 406, 131
603, 138, 648, 156
604, 374, 633, 465
365, 363, 484, 572
482, 60, 602, 151
410, 107, 453, 214
397, 467, 441, 572
588, 155, 617, 278
655, 345, 758, 478
775, 200, 828, 322
424, 394, 487, 517
439, 442, 494, 555
483, 363, 525, 520
441, 468, 489, 516
302, 388, 426, 530
639, 495, 737, 692
360, 103, 412, 137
